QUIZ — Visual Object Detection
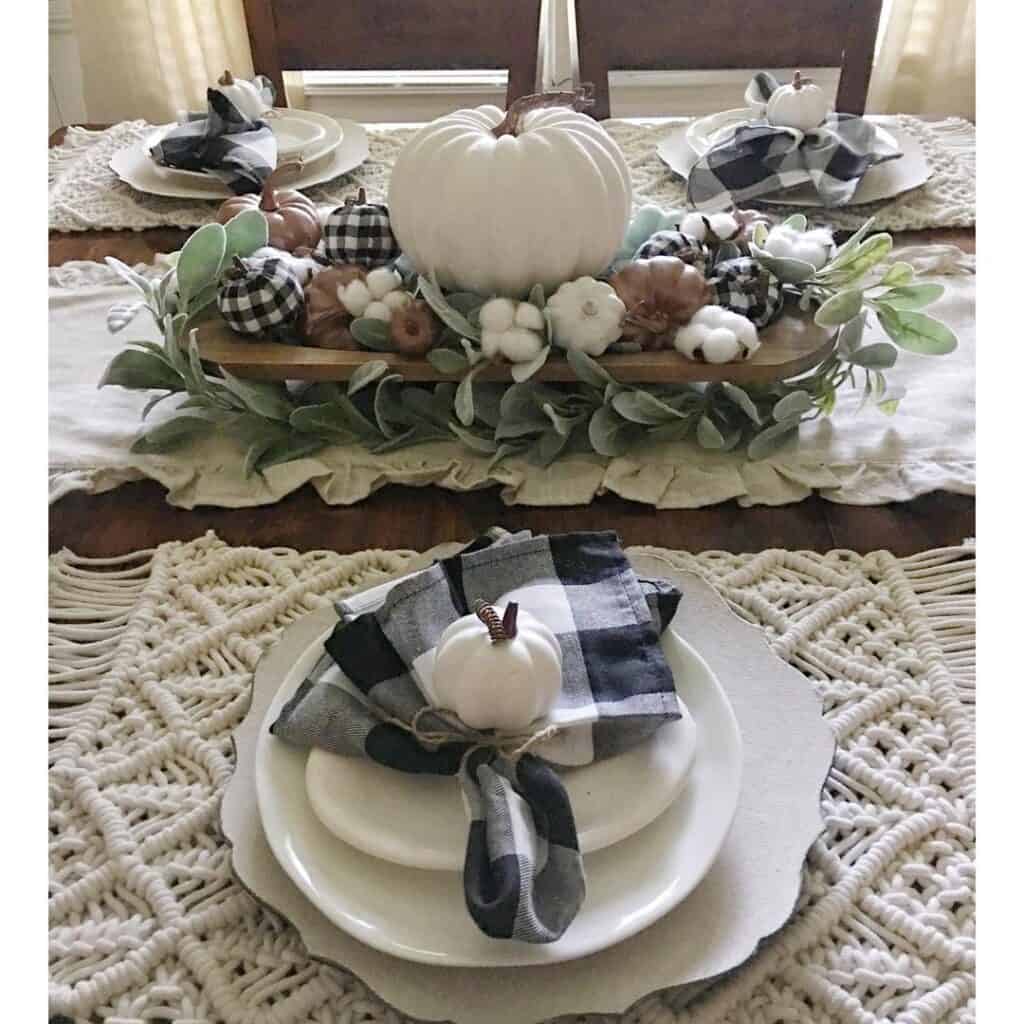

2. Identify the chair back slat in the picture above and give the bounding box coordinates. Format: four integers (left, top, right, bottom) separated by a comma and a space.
244, 0, 542, 108
574, 0, 883, 119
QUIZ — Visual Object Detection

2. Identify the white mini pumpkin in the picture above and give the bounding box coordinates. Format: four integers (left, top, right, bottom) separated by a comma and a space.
431, 601, 563, 731
766, 71, 829, 133
216, 70, 272, 120
387, 98, 632, 297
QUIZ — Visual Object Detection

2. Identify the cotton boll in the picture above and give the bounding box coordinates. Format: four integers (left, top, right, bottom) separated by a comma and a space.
382, 290, 412, 311
674, 305, 760, 363
363, 301, 392, 322
514, 301, 545, 332
339, 279, 372, 316
479, 297, 518, 332
680, 211, 708, 241
702, 328, 742, 363
762, 224, 833, 269
707, 212, 739, 240
498, 327, 545, 363
480, 330, 503, 359
366, 266, 402, 299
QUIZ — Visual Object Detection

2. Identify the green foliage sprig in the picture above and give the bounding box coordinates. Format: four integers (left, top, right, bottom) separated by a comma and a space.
99, 211, 957, 474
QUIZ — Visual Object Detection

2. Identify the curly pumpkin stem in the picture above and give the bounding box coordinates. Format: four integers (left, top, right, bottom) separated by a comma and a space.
475, 598, 519, 642
344, 187, 368, 208
492, 84, 595, 138
258, 161, 305, 210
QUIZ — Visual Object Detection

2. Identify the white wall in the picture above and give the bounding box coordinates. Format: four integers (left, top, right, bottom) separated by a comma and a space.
48, 0, 86, 132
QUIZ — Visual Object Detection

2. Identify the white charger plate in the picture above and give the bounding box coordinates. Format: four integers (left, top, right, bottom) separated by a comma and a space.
658, 117, 930, 207
306, 670, 698, 871
111, 118, 366, 199
255, 624, 742, 966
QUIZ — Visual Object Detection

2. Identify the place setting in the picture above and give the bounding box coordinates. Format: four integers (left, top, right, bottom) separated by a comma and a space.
221, 528, 835, 1021
656, 71, 932, 212
108, 70, 369, 201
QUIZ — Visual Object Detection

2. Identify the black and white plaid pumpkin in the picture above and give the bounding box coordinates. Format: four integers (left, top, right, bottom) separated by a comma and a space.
708, 256, 784, 328
218, 256, 304, 336
323, 188, 400, 267
634, 230, 710, 277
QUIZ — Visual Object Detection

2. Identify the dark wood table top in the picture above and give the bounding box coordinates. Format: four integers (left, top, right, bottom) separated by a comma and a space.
48, 125, 975, 558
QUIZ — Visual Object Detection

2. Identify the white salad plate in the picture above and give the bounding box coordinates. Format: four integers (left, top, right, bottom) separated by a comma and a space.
112, 118, 366, 199
254, 621, 743, 966
306, 666, 698, 871
658, 115, 930, 208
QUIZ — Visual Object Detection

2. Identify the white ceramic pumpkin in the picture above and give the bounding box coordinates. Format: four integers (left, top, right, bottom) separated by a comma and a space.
430, 601, 563, 731
766, 71, 829, 133
217, 70, 271, 120
387, 98, 632, 297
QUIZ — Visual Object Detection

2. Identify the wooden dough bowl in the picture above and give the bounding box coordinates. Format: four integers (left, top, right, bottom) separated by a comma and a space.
195, 310, 833, 386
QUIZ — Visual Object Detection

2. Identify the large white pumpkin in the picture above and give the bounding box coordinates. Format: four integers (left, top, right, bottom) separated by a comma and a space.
387, 102, 632, 297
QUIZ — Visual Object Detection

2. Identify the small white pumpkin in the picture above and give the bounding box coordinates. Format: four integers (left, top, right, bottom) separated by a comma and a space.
546, 277, 625, 356
431, 601, 563, 732
766, 71, 829, 133
216, 70, 272, 120
387, 95, 632, 297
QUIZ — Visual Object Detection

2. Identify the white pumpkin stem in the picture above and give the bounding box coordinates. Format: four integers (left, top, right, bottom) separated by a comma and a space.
792, 70, 813, 90
492, 85, 595, 138
259, 161, 304, 210
218, 69, 235, 86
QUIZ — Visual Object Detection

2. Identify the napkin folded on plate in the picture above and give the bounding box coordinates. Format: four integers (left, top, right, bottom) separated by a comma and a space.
150, 76, 277, 194
686, 72, 902, 209
271, 529, 684, 943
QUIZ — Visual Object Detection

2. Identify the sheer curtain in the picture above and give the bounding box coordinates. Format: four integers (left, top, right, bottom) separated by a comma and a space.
868, 0, 975, 120
71, 0, 303, 123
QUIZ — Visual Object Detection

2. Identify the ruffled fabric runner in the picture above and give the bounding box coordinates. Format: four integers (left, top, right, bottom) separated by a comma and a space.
47, 245, 976, 509
269, 529, 683, 942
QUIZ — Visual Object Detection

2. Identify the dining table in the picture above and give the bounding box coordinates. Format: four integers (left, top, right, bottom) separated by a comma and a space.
48, 114, 976, 1024
48, 127, 974, 558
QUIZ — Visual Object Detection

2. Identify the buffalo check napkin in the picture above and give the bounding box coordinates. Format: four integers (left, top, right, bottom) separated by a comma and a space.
150, 76, 277, 194
271, 530, 684, 943
686, 72, 902, 209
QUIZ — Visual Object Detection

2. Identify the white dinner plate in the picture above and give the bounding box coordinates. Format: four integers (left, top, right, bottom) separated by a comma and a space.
306, 674, 698, 871
255, 622, 743, 966
112, 118, 366, 199
657, 119, 930, 208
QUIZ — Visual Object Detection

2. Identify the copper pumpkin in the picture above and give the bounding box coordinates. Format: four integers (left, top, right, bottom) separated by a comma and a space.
609, 257, 714, 350
301, 265, 367, 350
217, 163, 322, 252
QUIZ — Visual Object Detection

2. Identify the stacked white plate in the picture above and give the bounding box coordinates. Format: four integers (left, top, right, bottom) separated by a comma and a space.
658, 109, 931, 207
256, 618, 743, 965
110, 108, 368, 199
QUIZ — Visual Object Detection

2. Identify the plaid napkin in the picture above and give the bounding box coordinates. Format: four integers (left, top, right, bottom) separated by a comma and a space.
686, 72, 902, 209
271, 530, 684, 943
150, 76, 277, 194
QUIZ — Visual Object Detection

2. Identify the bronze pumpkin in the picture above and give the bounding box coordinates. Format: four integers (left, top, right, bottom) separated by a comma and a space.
217, 162, 322, 252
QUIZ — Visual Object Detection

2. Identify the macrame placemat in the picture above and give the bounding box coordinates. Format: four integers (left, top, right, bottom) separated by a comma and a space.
49, 115, 974, 234
49, 532, 975, 1024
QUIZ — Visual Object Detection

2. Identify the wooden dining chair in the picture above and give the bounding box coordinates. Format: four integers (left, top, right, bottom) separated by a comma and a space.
242, 0, 542, 109
573, 0, 883, 120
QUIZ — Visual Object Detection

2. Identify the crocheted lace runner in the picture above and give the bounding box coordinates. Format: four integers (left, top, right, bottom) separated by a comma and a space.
49, 115, 975, 233
49, 534, 975, 1024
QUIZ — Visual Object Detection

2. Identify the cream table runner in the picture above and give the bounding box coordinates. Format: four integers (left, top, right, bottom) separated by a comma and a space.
48, 246, 976, 509
49, 534, 975, 1023
49, 116, 975, 234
